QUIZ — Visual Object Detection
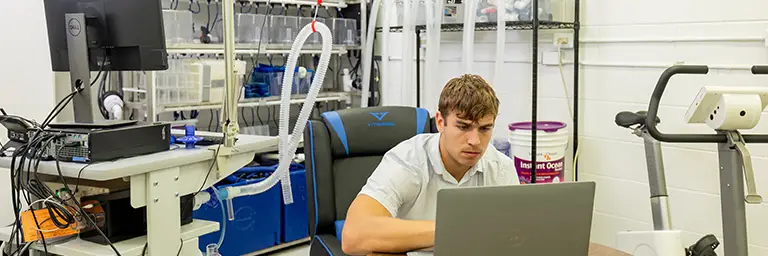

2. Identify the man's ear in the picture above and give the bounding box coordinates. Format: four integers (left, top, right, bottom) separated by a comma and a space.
435, 111, 445, 132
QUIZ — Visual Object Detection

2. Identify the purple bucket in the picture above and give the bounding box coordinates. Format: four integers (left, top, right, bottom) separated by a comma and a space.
508, 121, 568, 184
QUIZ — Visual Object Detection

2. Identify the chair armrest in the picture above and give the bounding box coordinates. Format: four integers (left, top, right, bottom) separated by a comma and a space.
310, 234, 348, 256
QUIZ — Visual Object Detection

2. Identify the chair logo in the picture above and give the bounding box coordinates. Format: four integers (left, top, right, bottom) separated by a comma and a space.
368, 112, 395, 127
370, 112, 388, 121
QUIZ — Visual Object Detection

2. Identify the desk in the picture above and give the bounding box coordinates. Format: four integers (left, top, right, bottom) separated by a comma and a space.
368, 243, 630, 256
0, 132, 279, 256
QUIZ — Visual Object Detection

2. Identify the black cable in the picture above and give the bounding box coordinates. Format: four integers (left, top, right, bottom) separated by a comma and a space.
5, 74, 122, 255
210, 2, 221, 34
189, 0, 201, 13
41, 91, 76, 128
241, 107, 249, 127
208, 109, 214, 131
97, 71, 110, 119
250, 107, 256, 127
142, 238, 184, 256
206, 0, 212, 29
256, 106, 263, 125
177, 238, 183, 256
271, 106, 278, 128
74, 164, 92, 193
88, 52, 108, 88
215, 110, 220, 132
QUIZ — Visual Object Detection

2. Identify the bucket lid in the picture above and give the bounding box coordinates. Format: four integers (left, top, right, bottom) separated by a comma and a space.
509, 121, 566, 132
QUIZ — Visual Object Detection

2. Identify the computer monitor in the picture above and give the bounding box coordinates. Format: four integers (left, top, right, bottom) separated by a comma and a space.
43, 0, 169, 72
43, 0, 168, 123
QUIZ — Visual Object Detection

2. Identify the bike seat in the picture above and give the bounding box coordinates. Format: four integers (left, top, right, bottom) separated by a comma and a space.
615, 111, 661, 128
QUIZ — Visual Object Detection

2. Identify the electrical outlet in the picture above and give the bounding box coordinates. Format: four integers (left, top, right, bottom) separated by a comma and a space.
554, 33, 574, 49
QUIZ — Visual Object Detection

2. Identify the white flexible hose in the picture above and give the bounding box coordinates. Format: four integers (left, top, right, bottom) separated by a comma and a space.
361, 0, 382, 108
222, 22, 333, 203
493, 0, 505, 87
424, 0, 437, 98
380, 0, 391, 104
462, 0, 477, 73
401, 0, 414, 103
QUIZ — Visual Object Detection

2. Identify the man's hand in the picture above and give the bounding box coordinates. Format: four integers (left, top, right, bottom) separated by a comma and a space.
342, 195, 436, 255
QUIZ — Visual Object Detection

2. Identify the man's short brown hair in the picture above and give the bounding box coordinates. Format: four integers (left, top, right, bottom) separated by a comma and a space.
438, 74, 500, 122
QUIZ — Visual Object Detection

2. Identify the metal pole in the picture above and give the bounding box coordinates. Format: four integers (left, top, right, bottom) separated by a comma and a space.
641, 131, 672, 230
531, 0, 539, 183
572, 0, 580, 180
222, 0, 239, 147
717, 136, 749, 256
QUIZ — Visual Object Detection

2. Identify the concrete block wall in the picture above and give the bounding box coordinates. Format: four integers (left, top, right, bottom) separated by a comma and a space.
381, 0, 768, 254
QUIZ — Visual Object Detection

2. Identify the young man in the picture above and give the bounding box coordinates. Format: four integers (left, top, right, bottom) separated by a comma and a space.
341, 74, 520, 255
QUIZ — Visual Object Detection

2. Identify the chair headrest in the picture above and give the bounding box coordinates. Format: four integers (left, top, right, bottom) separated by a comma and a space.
321, 106, 430, 158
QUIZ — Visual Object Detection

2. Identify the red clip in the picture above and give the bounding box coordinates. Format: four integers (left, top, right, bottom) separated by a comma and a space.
317, 0, 323, 6
311, 20, 317, 32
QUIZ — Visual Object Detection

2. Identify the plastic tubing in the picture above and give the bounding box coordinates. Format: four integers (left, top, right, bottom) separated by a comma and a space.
462, 0, 477, 73
424, 0, 441, 100
401, 0, 414, 101
210, 187, 227, 247
494, 0, 505, 87
424, 0, 434, 90
380, 0, 391, 103
221, 21, 333, 203
361, 0, 382, 108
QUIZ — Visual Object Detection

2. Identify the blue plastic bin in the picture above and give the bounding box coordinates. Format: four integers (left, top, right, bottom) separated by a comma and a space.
251, 64, 314, 97
193, 176, 282, 256
282, 169, 309, 242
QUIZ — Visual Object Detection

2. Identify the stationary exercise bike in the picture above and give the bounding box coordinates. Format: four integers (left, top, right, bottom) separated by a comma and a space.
615, 110, 719, 256
614, 65, 768, 256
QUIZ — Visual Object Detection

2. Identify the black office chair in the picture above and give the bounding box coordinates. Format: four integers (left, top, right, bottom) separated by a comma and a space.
304, 106, 434, 256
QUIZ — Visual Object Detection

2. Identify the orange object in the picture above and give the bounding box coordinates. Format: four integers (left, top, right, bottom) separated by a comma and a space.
21, 208, 79, 242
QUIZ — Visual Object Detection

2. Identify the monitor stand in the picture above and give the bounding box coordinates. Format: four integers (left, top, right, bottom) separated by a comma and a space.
65, 13, 136, 128
65, 13, 96, 124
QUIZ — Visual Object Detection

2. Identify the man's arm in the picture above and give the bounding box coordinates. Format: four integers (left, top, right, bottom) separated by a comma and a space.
342, 194, 435, 255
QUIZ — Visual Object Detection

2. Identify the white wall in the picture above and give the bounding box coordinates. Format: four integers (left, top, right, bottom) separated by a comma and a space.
0, 1, 56, 141
381, 0, 768, 254
579, 0, 768, 254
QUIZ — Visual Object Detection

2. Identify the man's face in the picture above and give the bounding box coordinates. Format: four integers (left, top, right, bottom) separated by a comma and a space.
436, 111, 495, 168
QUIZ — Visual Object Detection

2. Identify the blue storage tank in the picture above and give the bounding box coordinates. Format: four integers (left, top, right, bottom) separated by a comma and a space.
282, 170, 309, 243
193, 176, 282, 256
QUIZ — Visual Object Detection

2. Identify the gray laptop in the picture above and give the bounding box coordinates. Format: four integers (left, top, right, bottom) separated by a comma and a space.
434, 182, 596, 256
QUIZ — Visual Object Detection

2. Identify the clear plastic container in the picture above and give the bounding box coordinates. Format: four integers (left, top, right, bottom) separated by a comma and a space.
155, 59, 204, 106
299, 17, 326, 45
236, 13, 269, 44
331, 18, 359, 46
269, 16, 299, 45
162, 10, 194, 44
395, 0, 428, 25
498, 0, 553, 22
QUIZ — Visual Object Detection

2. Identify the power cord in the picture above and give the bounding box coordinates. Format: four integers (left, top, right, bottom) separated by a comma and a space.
557, 42, 580, 175
6, 52, 122, 256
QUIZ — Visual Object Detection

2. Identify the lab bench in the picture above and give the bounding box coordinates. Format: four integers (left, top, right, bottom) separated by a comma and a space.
0, 132, 279, 256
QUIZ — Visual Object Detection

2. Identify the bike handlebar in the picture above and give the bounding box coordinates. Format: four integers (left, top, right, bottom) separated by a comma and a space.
752, 65, 768, 75
646, 65, 768, 143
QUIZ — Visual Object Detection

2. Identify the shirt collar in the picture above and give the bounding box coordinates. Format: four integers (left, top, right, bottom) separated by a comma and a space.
428, 135, 485, 176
